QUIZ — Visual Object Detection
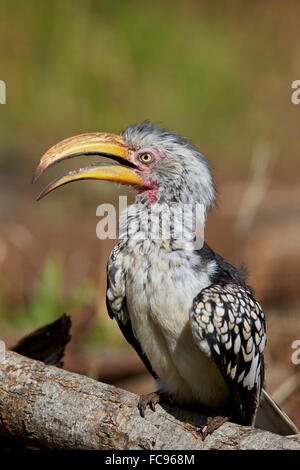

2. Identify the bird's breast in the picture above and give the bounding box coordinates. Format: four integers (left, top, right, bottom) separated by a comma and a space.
123, 243, 229, 408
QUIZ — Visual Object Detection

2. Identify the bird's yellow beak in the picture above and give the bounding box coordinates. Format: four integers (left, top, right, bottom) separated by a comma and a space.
33, 132, 142, 200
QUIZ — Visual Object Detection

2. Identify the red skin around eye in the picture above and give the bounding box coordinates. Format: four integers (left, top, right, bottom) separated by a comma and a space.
133, 148, 161, 170
134, 148, 161, 205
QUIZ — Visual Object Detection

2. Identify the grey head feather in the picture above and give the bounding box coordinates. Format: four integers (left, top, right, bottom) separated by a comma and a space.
120, 121, 216, 212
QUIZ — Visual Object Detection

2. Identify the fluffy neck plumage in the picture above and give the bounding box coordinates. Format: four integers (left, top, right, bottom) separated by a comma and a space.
118, 201, 206, 252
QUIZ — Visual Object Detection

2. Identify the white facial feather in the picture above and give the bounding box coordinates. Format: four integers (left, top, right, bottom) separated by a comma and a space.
121, 122, 215, 213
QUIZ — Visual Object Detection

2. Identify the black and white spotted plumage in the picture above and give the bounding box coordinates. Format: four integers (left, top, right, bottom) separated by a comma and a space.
106, 235, 266, 422
190, 283, 266, 425
103, 123, 297, 435
36, 121, 298, 436
106, 220, 297, 434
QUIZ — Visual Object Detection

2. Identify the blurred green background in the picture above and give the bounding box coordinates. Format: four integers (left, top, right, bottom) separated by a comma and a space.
0, 0, 299, 425
1, 0, 300, 176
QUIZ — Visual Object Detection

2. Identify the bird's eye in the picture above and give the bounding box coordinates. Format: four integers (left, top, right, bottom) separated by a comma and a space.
139, 153, 153, 164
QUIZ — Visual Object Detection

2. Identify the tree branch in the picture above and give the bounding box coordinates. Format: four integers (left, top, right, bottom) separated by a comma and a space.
0, 351, 299, 450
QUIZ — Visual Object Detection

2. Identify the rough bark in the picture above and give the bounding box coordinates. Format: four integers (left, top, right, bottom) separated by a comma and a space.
0, 351, 299, 450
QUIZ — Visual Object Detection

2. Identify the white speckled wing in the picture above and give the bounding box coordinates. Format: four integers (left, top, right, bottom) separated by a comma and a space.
190, 283, 266, 425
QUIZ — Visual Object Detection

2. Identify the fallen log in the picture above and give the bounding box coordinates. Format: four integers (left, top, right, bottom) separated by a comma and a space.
0, 351, 299, 450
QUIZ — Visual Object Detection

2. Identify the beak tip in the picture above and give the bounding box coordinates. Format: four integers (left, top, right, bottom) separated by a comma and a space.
32, 165, 44, 184
35, 191, 42, 201
36, 190, 45, 201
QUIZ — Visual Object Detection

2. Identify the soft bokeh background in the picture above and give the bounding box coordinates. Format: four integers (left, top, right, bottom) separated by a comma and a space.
0, 1, 299, 427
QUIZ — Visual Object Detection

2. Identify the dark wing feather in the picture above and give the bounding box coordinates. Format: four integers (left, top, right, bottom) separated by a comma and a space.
106, 245, 158, 380
190, 283, 266, 425
106, 294, 158, 380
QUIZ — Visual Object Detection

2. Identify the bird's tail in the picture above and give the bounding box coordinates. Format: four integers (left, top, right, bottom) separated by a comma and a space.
255, 388, 298, 435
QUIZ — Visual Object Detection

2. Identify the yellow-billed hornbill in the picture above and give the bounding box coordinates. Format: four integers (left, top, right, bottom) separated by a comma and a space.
34, 122, 298, 437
